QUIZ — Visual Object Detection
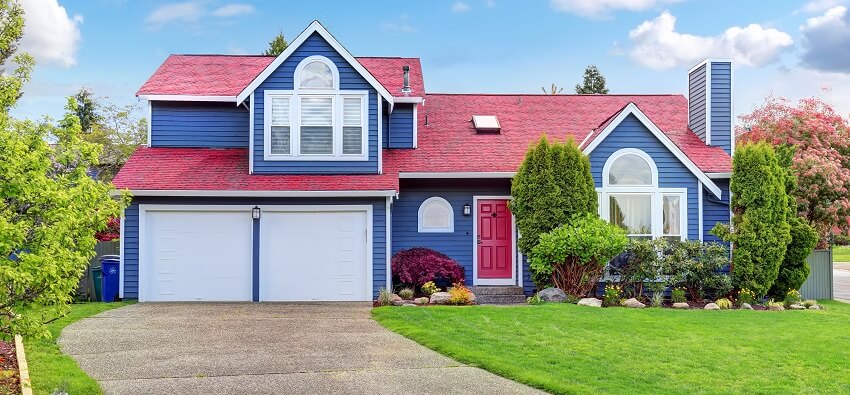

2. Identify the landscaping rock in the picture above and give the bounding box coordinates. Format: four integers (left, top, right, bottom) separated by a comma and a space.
768, 304, 785, 311
429, 292, 451, 305
808, 304, 822, 310
469, 292, 477, 304
577, 298, 602, 307
392, 300, 405, 306
391, 294, 403, 303
704, 303, 720, 310
402, 303, 417, 307
673, 302, 689, 309
621, 298, 646, 308
789, 304, 806, 310
413, 297, 430, 305
538, 287, 567, 303
740, 303, 754, 310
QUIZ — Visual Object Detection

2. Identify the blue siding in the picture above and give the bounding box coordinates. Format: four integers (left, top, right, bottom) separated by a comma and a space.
392, 185, 534, 295
703, 178, 730, 243
150, 101, 249, 148
590, 114, 700, 240
121, 196, 387, 299
252, 32, 379, 174
710, 61, 733, 155
688, 63, 707, 142
388, 103, 415, 149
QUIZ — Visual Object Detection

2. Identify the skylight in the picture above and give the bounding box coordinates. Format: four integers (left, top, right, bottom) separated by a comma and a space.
472, 115, 500, 133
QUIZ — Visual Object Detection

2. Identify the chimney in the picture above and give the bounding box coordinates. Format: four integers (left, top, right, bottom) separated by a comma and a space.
688, 59, 733, 155
401, 65, 411, 94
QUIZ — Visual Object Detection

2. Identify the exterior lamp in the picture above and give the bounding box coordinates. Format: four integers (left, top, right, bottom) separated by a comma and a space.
463, 203, 471, 216
252, 206, 261, 219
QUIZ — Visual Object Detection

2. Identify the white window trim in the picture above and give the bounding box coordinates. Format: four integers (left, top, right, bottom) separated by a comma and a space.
294, 55, 340, 90
598, 148, 688, 240
417, 196, 455, 233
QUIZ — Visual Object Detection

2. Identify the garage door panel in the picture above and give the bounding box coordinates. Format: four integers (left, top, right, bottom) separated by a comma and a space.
144, 210, 253, 302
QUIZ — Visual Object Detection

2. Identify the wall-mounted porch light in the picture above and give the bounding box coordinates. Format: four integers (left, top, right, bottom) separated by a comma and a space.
252, 206, 261, 219
463, 203, 471, 216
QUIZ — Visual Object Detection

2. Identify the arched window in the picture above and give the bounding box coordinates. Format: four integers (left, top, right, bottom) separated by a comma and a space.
418, 197, 454, 233
599, 148, 686, 241
299, 59, 335, 89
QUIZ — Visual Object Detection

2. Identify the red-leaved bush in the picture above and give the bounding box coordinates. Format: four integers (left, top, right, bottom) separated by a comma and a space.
95, 217, 120, 241
392, 247, 464, 288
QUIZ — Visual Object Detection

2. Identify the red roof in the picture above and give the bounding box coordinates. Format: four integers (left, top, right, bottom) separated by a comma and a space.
384, 94, 732, 174
112, 147, 398, 192
136, 55, 424, 98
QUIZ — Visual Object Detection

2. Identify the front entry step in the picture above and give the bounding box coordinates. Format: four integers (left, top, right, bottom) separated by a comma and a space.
470, 286, 527, 304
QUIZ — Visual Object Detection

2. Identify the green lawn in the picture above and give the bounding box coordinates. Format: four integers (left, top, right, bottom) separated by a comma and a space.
24, 302, 132, 395
834, 245, 850, 263
373, 301, 850, 394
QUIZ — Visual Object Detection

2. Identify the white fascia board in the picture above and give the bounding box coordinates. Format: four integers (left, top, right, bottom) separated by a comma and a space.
707, 172, 731, 178
146, 100, 152, 147
248, 92, 254, 174
687, 58, 733, 74
412, 104, 418, 148
393, 96, 424, 104
378, 97, 383, 174
127, 189, 398, 197
235, 21, 394, 107
138, 94, 236, 102
581, 102, 723, 199
399, 172, 516, 179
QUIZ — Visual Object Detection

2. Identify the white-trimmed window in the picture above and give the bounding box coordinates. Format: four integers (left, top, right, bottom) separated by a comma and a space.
418, 197, 454, 233
598, 148, 687, 241
263, 55, 368, 161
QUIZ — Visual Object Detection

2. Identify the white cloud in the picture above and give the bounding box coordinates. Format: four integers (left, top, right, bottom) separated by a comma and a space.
800, 6, 850, 73
485, 0, 496, 7
628, 11, 793, 69
550, 0, 679, 18
382, 14, 416, 33
797, 0, 845, 14
19, 0, 83, 68
211, 3, 255, 17
451, 2, 471, 13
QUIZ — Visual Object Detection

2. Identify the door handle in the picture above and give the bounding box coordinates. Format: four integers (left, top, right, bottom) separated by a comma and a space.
477, 234, 482, 245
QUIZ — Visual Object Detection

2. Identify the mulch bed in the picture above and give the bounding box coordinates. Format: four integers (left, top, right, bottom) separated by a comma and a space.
0, 339, 20, 395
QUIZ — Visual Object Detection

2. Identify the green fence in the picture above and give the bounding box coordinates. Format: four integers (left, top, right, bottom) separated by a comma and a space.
800, 249, 833, 300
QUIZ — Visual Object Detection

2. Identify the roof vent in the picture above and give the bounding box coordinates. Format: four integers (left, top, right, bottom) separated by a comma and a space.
401, 65, 411, 94
472, 115, 500, 133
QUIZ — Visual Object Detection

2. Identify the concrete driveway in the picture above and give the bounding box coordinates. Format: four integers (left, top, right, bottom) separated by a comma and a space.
836, 263, 850, 301
60, 303, 544, 395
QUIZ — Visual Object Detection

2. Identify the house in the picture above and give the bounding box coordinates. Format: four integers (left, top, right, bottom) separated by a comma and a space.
112, 21, 733, 302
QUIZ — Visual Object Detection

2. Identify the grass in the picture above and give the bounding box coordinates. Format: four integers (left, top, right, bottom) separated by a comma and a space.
373, 301, 850, 394
834, 245, 850, 263
24, 302, 132, 395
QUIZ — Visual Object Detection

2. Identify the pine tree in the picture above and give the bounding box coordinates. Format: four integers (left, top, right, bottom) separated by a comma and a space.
575, 65, 609, 94
263, 31, 288, 56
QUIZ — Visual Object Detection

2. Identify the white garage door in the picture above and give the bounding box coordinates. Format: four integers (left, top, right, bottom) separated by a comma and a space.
142, 209, 253, 302
260, 209, 369, 301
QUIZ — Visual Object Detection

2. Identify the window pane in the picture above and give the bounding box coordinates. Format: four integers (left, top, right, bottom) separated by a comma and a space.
270, 97, 289, 125
300, 97, 333, 125
343, 126, 362, 155
300, 61, 333, 89
609, 154, 652, 185
663, 195, 681, 236
270, 126, 290, 155
609, 194, 652, 235
300, 126, 333, 154
423, 202, 451, 228
343, 97, 362, 126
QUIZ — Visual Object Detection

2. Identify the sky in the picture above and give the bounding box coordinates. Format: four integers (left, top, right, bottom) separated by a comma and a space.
13, 0, 850, 123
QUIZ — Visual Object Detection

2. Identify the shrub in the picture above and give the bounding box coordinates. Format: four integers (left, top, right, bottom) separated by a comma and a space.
663, 240, 732, 300
737, 288, 755, 306
784, 289, 802, 307
834, 233, 850, 246
376, 287, 393, 306
527, 293, 543, 305
392, 248, 464, 289
650, 292, 664, 307
510, 136, 597, 289
448, 283, 474, 305
671, 288, 687, 303
602, 284, 622, 307
715, 298, 732, 309
802, 299, 817, 308
767, 301, 785, 310
529, 213, 628, 297
421, 281, 439, 296
611, 238, 667, 298
398, 288, 415, 300
712, 142, 792, 297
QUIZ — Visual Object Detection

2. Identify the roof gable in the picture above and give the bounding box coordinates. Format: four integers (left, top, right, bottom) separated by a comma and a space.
235, 21, 393, 106
581, 102, 722, 198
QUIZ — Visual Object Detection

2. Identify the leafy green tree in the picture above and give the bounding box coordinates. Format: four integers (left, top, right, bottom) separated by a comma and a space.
72, 88, 99, 133
510, 136, 597, 289
0, 4, 127, 338
0, 0, 23, 69
575, 65, 609, 94
541, 83, 563, 95
263, 31, 288, 56
74, 90, 147, 181
770, 145, 818, 297
712, 142, 791, 297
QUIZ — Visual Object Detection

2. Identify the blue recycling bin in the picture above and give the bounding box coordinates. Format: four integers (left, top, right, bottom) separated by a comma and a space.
100, 255, 120, 302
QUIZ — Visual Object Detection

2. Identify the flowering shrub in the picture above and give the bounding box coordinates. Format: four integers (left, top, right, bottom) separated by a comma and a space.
784, 289, 802, 307
737, 288, 755, 306
671, 288, 687, 303
715, 298, 732, 310
421, 281, 439, 296
392, 248, 464, 289
95, 217, 120, 241
448, 283, 474, 305
602, 284, 622, 307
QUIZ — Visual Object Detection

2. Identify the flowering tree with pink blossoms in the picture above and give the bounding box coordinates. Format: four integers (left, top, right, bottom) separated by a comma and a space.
738, 96, 850, 248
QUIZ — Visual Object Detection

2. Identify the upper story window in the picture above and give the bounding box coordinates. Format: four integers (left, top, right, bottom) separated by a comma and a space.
598, 148, 686, 241
264, 56, 367, 161
418, 197, 454, 233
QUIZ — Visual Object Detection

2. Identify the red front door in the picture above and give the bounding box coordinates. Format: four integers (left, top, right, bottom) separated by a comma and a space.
477, 199, 513, 279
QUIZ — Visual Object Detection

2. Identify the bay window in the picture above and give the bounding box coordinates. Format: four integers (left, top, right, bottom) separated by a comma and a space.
263, 55, 368, 160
